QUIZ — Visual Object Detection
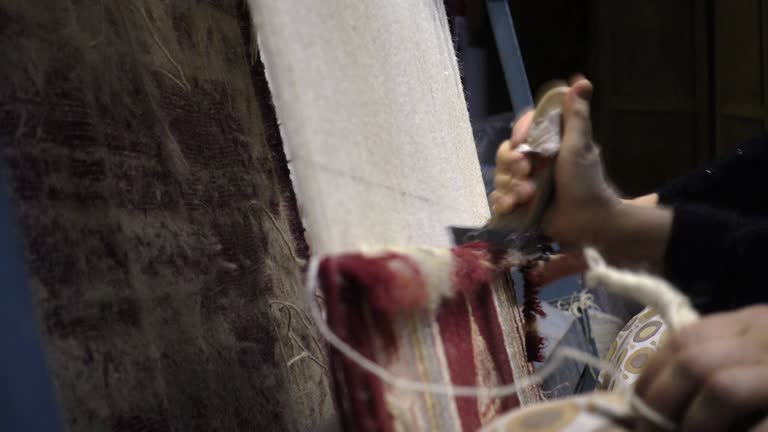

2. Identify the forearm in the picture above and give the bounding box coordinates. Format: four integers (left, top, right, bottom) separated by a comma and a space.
593, 202, 768, 312
591, 202, 672, 272
625, 193, 658, 208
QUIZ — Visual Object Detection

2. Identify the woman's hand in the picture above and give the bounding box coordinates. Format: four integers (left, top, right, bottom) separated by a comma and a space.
490, 78, 620, 247
490, 77, 672, 269
635, 305, 768, 431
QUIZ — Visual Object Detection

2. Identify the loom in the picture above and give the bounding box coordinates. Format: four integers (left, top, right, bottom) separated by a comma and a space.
249, 1, 699, 431
248, 0, 542, 429
0, 1, 707, 430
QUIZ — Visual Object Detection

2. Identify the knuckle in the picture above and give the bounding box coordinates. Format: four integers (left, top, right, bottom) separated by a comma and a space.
514, 156, 530, 175
512, 112, 533, 136
496, 150, 524, 170
499, 199, 515, 212
704, 372, 741, 404
572, 100, 591, 118
495, 140, 511, 163
676, 348, 710, 382
497, 153, 516, 168
517, 180, 532, 197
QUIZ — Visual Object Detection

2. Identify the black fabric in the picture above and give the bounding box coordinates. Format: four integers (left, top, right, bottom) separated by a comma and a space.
658, 135, 768, 217
657, 135, 768, 312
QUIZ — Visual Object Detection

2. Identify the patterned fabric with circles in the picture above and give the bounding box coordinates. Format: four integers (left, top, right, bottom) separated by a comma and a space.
482, 307, 671, 432
598, 307, 669, 391
480, 391, 634, 432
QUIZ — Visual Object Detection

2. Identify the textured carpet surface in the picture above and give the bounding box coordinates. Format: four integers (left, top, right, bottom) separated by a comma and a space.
1, 1, 333, 430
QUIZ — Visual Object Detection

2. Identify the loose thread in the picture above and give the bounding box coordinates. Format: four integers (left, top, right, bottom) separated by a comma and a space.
287, 351, 309, 367
539, 382, 571, 400
249, 201, 305, 265
137, 5, 192, 92
270, 300, 328, 370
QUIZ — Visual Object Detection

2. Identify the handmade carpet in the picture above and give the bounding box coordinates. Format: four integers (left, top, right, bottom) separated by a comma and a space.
318, 244, 541, 431
248, 0, 543, 430
315, 248, 686, 432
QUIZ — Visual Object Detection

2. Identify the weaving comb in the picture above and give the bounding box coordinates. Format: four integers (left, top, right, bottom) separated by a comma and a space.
451, 85, 568, 260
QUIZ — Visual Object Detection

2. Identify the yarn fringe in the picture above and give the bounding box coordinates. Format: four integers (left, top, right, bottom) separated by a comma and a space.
522, 265, 547, 362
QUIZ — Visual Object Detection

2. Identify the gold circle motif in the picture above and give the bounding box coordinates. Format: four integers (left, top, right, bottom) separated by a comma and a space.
633, 321, 663, 343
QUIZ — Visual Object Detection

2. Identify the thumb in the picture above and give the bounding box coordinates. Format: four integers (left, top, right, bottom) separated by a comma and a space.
561, 78, 594, 154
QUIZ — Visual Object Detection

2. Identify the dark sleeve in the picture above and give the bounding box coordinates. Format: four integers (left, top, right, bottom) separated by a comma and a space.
657, 135, 768, 217
664, 205, 768, 313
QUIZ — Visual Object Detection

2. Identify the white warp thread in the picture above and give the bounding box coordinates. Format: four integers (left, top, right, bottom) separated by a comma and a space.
249, 0, 489, 255
304, 248, 699, 430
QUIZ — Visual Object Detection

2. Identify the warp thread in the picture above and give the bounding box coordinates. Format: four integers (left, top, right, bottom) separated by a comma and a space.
269, 300, 328, 371
307, 247, 699, 431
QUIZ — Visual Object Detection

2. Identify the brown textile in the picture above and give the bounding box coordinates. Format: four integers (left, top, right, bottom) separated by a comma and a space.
0, 1, 332, 430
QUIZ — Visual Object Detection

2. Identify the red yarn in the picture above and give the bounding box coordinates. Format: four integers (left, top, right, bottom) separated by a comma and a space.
319, 244, 544, 360
332, 253, 428, 313
318, 257, 395, 432
524, 331, 546, 363
522, 265, 547, 363
519, 252, 588, 362
451, 242, 494, 295
319, 254, 423, 355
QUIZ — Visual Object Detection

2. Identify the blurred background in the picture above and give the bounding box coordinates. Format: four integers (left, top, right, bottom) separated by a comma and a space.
2, 1, 768, 429
447, 0, 768, 196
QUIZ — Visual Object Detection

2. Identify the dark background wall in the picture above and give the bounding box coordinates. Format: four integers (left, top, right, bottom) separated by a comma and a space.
450, 0, 768, 196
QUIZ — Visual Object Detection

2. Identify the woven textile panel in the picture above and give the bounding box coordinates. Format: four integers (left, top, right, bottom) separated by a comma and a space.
249, 1, 543, 429
319, 247, 541, 431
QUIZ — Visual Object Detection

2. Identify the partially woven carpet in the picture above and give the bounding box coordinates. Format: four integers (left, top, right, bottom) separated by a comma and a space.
319, 245, 541, 431
249, 1, 543, 429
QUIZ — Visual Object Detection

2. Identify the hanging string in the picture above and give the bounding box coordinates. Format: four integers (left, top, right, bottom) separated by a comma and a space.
305, 247, 694, 431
